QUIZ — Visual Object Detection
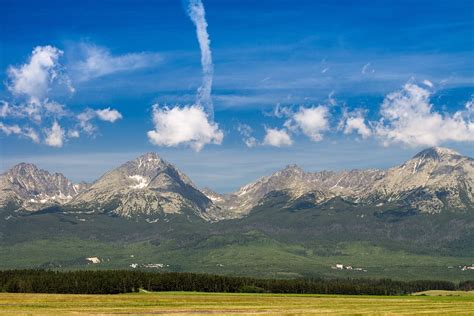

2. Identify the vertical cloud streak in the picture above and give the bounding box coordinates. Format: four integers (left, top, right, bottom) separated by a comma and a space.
187, 0, 214, 119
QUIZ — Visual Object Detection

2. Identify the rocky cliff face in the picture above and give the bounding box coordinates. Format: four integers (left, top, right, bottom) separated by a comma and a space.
68, 153, 221, 220
205, 147, 473, 217
0, 163, 85, 211
205, 165, 386, 218
363, 147, 474, 213
2, 147, 472, 220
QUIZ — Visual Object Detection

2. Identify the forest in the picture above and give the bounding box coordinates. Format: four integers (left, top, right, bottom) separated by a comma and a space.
1, 270, 472, 295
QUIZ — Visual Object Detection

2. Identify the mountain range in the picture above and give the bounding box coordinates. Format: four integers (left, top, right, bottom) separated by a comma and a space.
2, 147, 473, 219
0, 147, 473, 280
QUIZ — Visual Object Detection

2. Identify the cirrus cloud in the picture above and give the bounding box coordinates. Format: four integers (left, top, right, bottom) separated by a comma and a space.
70, 43, 164, 81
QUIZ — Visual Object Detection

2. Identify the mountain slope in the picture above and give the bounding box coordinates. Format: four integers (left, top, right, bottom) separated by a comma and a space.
68, 153, 222, 220
0, 163, 85, 211
362, 147, 474, 213
0, 147, 473, 279
207, 147, 473, 217
204, 165, 386, 219
1, 147, 472, 219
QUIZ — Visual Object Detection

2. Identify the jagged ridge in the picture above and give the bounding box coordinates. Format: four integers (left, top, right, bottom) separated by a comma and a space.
1, 147, 472, 221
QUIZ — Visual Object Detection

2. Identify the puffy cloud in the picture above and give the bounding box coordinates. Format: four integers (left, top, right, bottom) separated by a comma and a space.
0, 122, 40, 143
7, 46, 72, 104
2, 44, 124, 147
2, 45, 75, 145
0, 122, 21, 135
375, 83, 474, 147
341, 110, 372, 139
286, 106, 330, 141
71, 44, 163, 81
67, 130, 80, 138
77, 107, 122, 134
236, 123, 257, 148
44, 121, 65, 147
263, 127, 292, 147
95, 107, 122, 122
147, 105, 223, 152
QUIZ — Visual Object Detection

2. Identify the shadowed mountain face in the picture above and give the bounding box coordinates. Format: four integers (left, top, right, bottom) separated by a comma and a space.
1, 147, 473, 220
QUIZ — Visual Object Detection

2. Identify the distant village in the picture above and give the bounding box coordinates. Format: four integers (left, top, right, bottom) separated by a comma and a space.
331, 264, 367, 272
331, 263, 474, 272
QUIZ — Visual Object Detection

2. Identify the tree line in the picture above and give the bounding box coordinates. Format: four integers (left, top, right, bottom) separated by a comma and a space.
0, 270, 470, 295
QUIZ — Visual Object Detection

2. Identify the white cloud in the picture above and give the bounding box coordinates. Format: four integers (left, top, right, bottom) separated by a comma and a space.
95, 107, 123, 122
44, 121, 65, 147
343, 115, 372, 139
43, 101, 68, 118
72, 44, 163, 81
422, 79, 434, 88
0, 101, 10, 118
0, 122, 40, 143
272, 103, 293, 118
375, 83, 474, 147
147, 104, 223, 151
77, 109, 97, 134
67, 130, 80, 138
187, 0, 214, 116
263, 127, 292, 147
23, 127, 40, 143
0, 122, 22, 135
328, 91, 337, 106
286, 106, 330, 141
2, 45, 124, 146
7, 46, 71, 104
77, 107, 123, 134
236, 123, 258, 148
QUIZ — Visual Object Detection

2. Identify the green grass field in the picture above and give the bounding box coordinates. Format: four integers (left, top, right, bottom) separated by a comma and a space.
0, 291, 472, 315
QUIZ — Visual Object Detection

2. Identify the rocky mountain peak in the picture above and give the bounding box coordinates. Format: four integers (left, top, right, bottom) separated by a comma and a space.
130, 152, 167, 169
68, 153, 215, 219
0, 163, 83, 211
280, 164, 305, 175
8, 163, 43, 178
412, 147, 462, 161
5, 163, 71, 187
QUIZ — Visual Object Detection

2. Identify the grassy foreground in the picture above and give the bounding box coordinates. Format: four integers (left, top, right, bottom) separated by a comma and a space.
0, 291, 473, 315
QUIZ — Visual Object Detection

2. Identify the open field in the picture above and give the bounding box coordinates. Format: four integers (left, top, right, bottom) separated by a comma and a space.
0, 291, 473, 315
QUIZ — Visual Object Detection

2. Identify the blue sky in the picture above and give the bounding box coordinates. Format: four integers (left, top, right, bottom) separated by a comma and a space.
0, 0, 473, 192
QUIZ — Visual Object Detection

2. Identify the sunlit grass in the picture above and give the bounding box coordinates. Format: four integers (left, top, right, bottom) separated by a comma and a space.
0, 291, 473, 315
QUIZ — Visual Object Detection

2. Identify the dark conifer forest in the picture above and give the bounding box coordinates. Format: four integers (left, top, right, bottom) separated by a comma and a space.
0, 270, 470, 295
